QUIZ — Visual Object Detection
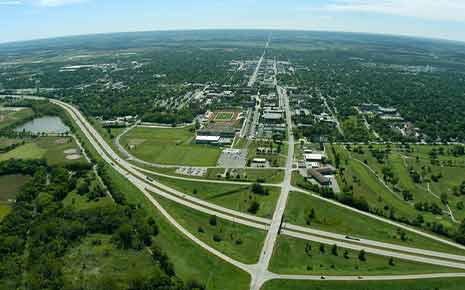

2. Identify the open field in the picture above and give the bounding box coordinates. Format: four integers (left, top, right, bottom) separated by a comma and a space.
121, 126, 222, 166
0, 174, 31, 202
103, 165, 250, 290
0, 142, 45, 161
0, 108, 34, 130
285, 191, 465, 255
262, 278, 465, 290
63, 234, 161, 289
345, 144, 465, 224
0, 137, 86, 166
156, 194, 266, 264
269, 236, 462, 275
326, 144, 459, 234
151, 175, 280, 218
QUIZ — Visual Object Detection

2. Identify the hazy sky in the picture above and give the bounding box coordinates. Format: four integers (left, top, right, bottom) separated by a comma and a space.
2, 0, 465, 43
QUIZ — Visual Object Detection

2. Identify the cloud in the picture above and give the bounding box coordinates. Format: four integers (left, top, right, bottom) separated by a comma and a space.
302, 0, 465, 23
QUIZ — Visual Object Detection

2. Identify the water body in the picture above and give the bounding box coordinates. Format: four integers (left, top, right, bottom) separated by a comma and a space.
15, 116, 70, 134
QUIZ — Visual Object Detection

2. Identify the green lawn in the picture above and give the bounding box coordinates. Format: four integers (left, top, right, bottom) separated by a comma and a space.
156, 194, 266, 264
269, 236, 461, 275
285, 191, 465, 255
215, 112, 234, 121
262, 278, 465, 290
121, 127, 222, 166
151, 175, 280, 218
0, 142, 45, 161
0, 174, 31, 202
0, 204, 11, 221
0, 137, 87, 166
36, 137, 87, 166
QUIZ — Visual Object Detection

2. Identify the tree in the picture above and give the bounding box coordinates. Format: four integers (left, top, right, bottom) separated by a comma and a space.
358, 249, 366, 262
319, 243, 325, 254
389, 257, 395, 266
209, 215, 217, 226
331, 244, 338, 256
441, 193, 449, 205
305, 242, 312, 256
248, 201, 260, 214
343, 250, 349, 259
113, 223, 133, 249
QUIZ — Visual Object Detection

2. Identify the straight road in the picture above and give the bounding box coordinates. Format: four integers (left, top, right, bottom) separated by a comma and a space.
251, 85, 295, 290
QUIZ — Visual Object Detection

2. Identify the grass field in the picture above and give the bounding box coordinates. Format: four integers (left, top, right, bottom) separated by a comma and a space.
63, 234, 161, 289
121, 127, 222, 166
262, 278, 465, 290
344, 144, 465, 227
104, 166, 251, 290
326, 144, 458, 233
285, 191, 465, 255
269, 236, 461, 275
0, 108, 34, 130
215, 112, 235, 121
0, 137, 86, 166
151, 175, 280, 218
0, 142, 45, 161
0, 174, 31, 202
156, 194, 266, 264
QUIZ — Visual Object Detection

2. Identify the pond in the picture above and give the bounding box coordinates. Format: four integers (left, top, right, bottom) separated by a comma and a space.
15, 116, 70, 134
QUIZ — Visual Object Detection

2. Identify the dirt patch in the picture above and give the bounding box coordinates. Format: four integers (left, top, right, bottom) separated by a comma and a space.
64, 148, 79, 155
66, 154, 81, 160
55, 138, 68, 144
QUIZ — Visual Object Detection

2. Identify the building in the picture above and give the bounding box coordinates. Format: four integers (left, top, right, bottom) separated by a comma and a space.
308, 169, 331, 185
195, 135, 221, 144
308, 165, 336, 185
304, 153, 325, 162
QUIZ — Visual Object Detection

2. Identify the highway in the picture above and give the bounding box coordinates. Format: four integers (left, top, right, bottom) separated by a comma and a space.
6, 94, 465, 289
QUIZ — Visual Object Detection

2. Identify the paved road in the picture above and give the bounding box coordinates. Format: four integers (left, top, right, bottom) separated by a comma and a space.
248, 37, 270, 87
291, 187, 465, 252
283, 229, 465, 270
53, 100, 273, 226
284, 223, 465, 263
251, 85, 296, 290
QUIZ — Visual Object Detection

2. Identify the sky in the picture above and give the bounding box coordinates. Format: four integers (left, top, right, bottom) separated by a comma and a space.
2, 0, 465, 44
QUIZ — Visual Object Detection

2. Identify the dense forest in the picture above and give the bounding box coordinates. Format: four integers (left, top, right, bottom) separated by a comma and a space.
0, 158, 204, 290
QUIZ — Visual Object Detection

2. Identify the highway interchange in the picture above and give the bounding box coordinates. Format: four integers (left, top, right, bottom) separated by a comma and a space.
4, 40, 465, 288
47, 94, 465, 290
